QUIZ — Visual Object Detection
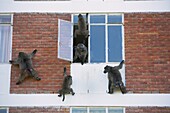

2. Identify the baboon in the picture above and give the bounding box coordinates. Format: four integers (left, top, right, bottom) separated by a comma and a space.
58, 67, 75, 101
103, 60, 127, 94
73, 43, 87, 65
9, 49, 41, 85
74, 14, 89, 39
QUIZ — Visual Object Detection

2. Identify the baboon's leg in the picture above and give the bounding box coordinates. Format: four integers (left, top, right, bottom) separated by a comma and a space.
70, 88, 75, 95
58, 89, 62, 97
84, 30, 89, 38
74, 30, 81, 38
118, 82, 127, 94
62, 93, 65, 101
108, 80, 113, 94
16, 70, 27, 85
28, 68, 41, 81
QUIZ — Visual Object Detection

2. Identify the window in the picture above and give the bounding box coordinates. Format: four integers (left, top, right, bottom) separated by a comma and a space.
58, 19, 73, 61
71, 107, 124, 113
0, 108, 8, 113
0, 15, 12, 63
71, 14, 125, 94
73, 14, 124, 63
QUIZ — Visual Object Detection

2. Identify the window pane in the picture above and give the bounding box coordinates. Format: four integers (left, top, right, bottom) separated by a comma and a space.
0, 109, 7, 113
108, 26, 122, 62
0, 26, 11, 63
0, 15, 11, 23
90, 25, 105, 63
58, 19, 73, 61
108, 108, 123, 113
72, 108, 87, 113
89, 108, 105, 113
108, 15, 122, 24
90, 15, 105, 23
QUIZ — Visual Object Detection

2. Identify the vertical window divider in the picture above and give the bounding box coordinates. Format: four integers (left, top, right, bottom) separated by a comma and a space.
87, 107, 90, 113
105, 14, 108, 63
122, 14, 125, 61
106, 107, 108, 113
88, 14, 91, 64
71, 19, 73, 62
123, 108, 126, 113
10, 14, 13, 61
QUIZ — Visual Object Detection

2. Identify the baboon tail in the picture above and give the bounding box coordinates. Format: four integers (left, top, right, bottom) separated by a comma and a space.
118, 60, 124, 69
62, 94, 65, 101
64, 67, 67, 76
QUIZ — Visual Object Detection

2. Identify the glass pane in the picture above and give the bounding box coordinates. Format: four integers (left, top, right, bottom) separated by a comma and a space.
108, 26, 122, 62
58, 19, 73, 61
108, 108, 123, 113
90, 15, 105, 23
0, 15, 11, 23
89, 108, 105, 113
0, 109, 7, 113
108, 15, 122, 24
73, 15, 86, 24
90, 25, 105, 63
0, 26, 11, 63
72, 108, 87, 113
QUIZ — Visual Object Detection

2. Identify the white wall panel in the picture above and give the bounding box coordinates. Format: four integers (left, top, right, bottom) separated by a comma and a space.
71, 63, 125, 94
0, 64, 11, 94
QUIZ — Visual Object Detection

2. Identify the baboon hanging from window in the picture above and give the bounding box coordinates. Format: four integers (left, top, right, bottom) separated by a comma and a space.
103, 60, 127, 94
73, 43, 87, 65
74, 14, 89, 39
58, 67, 75, 101
9, 49, 41, 85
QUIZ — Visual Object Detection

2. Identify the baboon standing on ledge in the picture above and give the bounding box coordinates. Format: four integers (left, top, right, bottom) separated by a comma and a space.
103, 60, 127, 94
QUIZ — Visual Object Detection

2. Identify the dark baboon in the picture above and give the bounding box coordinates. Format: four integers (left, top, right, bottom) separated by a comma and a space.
74, 14, 89, 39
73, 43, 87, 65
9, 49, 41, 85
103, 60, 127, 94
58, 67, 75, 101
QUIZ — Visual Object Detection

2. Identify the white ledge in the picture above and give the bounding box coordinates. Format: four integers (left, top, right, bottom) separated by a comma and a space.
0, 0, 170, 13
0, 94, 170, 107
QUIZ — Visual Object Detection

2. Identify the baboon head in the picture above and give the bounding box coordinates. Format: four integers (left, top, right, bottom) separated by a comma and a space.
78, 14, 84, 20
77, 43, 86, 52
103, 65, 112, 74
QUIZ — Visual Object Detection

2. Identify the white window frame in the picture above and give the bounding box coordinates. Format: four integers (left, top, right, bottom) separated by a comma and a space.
70, 107, 125, 113
0, 14, 13, 95
58, 19, 73, 61
72, 14, 124, 64
0, 108, 9, 113
0, 14, 13, 64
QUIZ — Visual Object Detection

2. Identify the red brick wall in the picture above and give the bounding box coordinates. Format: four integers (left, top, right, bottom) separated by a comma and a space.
11, 13, 71, 94
126, 107, 170, 113
9, 107, 170, 113
125, 13, 170, 93
9, 107, 69, 113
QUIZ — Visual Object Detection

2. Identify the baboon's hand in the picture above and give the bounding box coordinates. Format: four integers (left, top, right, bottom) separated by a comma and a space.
9, 60, 13, 64
33, 49, 37, 54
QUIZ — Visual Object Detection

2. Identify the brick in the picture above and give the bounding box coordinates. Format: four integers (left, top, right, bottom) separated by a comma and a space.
126, 107, 170, 113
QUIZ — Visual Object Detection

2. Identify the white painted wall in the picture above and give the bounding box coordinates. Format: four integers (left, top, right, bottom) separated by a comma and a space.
71, 63, 125, 94
0, 0, 170, 13
0, 94, 170, 107
0, 64, 11, 94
